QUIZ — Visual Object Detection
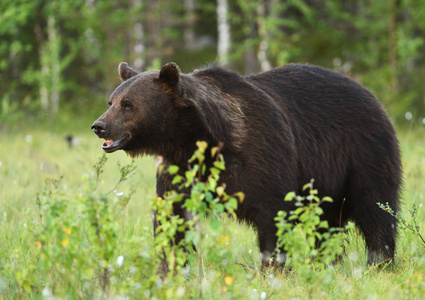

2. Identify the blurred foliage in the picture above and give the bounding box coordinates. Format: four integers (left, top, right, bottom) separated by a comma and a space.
1, 0, 425, 127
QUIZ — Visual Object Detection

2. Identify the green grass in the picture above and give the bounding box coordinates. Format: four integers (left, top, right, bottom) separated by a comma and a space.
1, 127, 425, 299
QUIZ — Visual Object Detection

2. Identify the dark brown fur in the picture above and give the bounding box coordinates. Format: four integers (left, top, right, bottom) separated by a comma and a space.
92, 62, 402, 268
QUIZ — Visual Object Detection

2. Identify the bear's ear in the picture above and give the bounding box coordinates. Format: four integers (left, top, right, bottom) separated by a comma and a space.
159, 62, 181, 88
118, 62, 139, 82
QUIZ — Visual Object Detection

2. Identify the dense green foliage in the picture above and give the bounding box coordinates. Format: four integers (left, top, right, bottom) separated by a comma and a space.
1, 0, 425, 124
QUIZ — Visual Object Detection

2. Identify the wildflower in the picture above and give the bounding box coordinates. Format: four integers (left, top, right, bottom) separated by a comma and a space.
25, 135, 33, 143
261, 291, 267, 299
224, 276, 233, 286
62, 227, 72, 235
117, 255, 124, 266
405, 112, 413, 120
176, 287, 185, 297
35, 241, 42, 248
61, 236, 69, 247
219, 236, 229, 246
42, 287, 52, 297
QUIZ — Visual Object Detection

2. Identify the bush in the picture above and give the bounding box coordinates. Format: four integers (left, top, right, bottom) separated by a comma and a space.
274, 180, 352, 292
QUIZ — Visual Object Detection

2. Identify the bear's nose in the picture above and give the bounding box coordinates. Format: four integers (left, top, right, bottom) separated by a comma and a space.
91, 121, 107, 137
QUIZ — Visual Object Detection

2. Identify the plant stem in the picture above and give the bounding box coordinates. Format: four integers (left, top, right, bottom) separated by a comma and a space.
198, 220, 203, 299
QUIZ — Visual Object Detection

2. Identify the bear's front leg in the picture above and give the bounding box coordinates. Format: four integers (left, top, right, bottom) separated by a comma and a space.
257, 220, 287, 273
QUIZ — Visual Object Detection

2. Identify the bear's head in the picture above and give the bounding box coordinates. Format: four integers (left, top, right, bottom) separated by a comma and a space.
91, 62, 206, 158
92, 62, 246, 159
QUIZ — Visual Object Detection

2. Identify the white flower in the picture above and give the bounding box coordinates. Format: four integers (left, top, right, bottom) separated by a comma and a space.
25, 135, 33, 143
261, 291, 267, 299
405, 111, 413, 120
176, 287, 185, 297
42, 287, 52, 297
117, 255, 124, 266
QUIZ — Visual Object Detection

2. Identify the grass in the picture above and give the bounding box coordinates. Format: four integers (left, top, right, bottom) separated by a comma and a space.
1, 126, 425, 299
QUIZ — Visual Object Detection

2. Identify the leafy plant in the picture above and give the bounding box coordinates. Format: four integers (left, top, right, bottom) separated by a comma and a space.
274, 180, 351, 292
153, 141, 244, 297
378, 202, 425, 247
19, 155, 137, 298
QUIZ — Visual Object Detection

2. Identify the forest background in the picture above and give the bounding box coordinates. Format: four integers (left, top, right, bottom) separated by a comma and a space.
2, 1, 425, 299
1, 0, 425, 129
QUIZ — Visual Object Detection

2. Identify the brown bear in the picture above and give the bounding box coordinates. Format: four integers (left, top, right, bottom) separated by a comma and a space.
92, 62, 401, 268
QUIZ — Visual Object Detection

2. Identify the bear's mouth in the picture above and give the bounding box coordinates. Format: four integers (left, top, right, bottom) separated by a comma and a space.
101, 135, 130, 153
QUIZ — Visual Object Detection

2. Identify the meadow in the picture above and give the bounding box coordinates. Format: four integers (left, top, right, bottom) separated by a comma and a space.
1, 125, 425, 299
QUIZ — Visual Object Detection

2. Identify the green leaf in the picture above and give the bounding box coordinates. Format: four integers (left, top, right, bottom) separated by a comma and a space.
211, 146, 219, 158
226, 198, 238, 210
171, 175, 183, 185
234, 192, 245, 203
302, 183, 311, 191
284, 191, 296, 201
213, 160, 225, 170
205, 191, 214, 203
322, 196, 333, 202
293, 207, 304, 216
196, 140, 208, 152
168, 165, 179, 175
210, 218, 221, 231
216, 186, 225, 196
185, 170, 194, 182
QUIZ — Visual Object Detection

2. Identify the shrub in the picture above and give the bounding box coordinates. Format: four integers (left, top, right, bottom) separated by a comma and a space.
274, 180, 351, 293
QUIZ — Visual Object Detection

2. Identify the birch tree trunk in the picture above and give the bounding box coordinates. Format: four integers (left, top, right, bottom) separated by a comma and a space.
37, 15, 61, 113
132, 0, 145, 70
184, 0, 196, 50
257, 0, 272, 72
217, 0, 230, 65
389, 0, 399, 92
48, 16, 60, 113
146, 0, 162, 68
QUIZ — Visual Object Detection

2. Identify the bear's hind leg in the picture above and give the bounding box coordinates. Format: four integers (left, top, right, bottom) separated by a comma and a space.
348, 187, 398, 265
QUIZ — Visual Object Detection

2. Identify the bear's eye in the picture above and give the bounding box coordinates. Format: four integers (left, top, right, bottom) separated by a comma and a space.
122, 102, 132, 110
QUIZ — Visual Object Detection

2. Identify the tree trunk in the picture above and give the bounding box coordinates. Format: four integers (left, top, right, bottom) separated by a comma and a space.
388, 0, 399, 92
184, 0, 196, 50
132, 0, 145, 70
217, 0, 231, 66
146, 0, 162, 68
257, 0, 272, 72
48, 16, 60, 113
36, 15, 61, 113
